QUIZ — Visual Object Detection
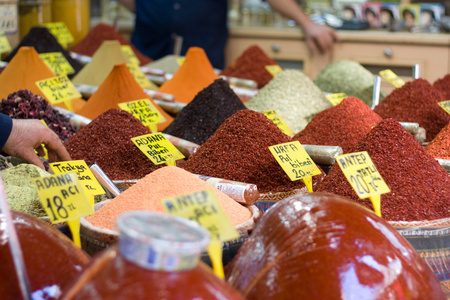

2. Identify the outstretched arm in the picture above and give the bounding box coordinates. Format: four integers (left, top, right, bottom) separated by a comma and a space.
266, 0, 339, 55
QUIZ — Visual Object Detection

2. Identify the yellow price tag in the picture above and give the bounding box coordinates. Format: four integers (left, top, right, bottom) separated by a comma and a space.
121, 45, 140, 66
35, 75, 81, 105
325, 93, 348, 106
438, 100, 450, 115
265, 65, 283, 77
119, 99, 166, 128
0, 31, 11, 54
126, 64, 155, 90
162, 188, 239, 279
39, 52, 75, 76
33, 173, 94, 247
42, 22, 74, 48
269, 141, 321, 192
49, 160, 105, 197
176, 57, 185, 66
336, 151, 390, 217
131, 132, 185, 166
379, 69, 405, 88
262, 110, 294, 136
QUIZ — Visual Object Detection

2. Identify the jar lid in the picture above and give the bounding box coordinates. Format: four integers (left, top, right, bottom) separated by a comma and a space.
116, 211, 210, 272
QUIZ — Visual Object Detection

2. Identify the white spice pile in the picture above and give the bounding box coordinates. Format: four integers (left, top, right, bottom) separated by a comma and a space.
245, 69, 331, 134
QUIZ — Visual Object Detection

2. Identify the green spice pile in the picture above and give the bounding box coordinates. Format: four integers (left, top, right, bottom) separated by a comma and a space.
245, 70, 331, 134
145, 54, 183, 74
313, 60, 386, 107
2, 164, 50, 217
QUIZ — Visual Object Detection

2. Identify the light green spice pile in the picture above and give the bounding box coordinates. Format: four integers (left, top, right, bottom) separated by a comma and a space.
2, 164, 51, 217
313, 60, 386, 107
145, 54, 183, 75
245, 69, 331, 133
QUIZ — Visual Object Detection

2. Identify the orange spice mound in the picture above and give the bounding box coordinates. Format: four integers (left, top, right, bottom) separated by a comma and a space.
426, 122, 450, 159
72, 23, 152, 66
76, 63, 173, 131
87, 166, 252, 230
157, 47, 218, 104
0, 46, 85, 111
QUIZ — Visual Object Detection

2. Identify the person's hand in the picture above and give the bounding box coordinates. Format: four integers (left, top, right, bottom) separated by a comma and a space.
2, 119, 71, 169
303, 22, 339, 55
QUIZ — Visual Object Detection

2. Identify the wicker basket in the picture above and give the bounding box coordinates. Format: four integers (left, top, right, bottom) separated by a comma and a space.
80, 200, 260, 266
389, 217, 450, 297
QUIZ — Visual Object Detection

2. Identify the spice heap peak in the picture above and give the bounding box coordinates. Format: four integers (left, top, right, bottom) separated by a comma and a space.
163, 78, 246, 145
374, 78, 450, 142
158, 47, 218, 104
246, 69, 331, 134
316, 118, 450, 222
294, 97, 382, 153
182, 109, 324, 193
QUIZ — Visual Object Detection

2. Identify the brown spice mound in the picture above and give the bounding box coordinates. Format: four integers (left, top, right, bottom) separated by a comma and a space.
433, 74, 450, 100
316, 119, 450, 222
373, 79, 450, 142
220, 45, 279, 89
426, 122, 450, 159
72, 23, 152, 65
182, 109, 324, 193
65, 109, 162, 180
294, 97, 382, 153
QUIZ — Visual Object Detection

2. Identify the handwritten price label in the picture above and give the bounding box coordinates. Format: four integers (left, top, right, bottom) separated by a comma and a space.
0, 31, 11, 54
35, 75, 81, 104
42, 22, 74, 48
131, 132, 184, 166
269, 141, 321, 192
438, 100, 450, 115
39, 52, 75, 76
265, 65, 283, 77
33, 173, 94, 223
119, 99, 166, 128
262, 110, 294, 136
336, 151, 390, 217
379, 69, 405, 88
162, 189, 239, 243
50, 160, 105, 196
325, 93, 348, 106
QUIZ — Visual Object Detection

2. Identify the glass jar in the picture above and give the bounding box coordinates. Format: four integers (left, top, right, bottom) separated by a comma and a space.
51, 0, 89, 46
18, 0, 51, 39
63, 211, 245, 299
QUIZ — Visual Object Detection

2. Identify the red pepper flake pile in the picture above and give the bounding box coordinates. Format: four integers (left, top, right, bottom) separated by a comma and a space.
426, 122, 450, 159
433, 74, 450, 100
294, 97, 382, 153
71, 23, 152, 66
65, 108, 163, 180
220, 45, 280, 89
316, 119, 450, 222
182, 109, 324, 193
373, 78, 450, 142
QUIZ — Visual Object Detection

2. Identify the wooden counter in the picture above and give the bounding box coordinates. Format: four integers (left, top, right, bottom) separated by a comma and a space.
226, 26, 450, 92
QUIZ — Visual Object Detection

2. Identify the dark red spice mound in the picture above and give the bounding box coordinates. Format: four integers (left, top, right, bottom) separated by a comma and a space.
0, 89, 77, 143
316, 119, 450, 222
220, 45, 279, 89
433, 74, 450, 100
65, 109, 162, 180
182, 109, 324, 193
163, 78, 246, 145
373, 78, 450, 142
426, 122, 450, 159
5, 27, 83, 77
71, 23, 152, 66
294, 97, 382, 153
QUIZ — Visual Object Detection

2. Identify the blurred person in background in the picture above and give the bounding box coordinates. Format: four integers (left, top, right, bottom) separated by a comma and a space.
118, 0, 339, 69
